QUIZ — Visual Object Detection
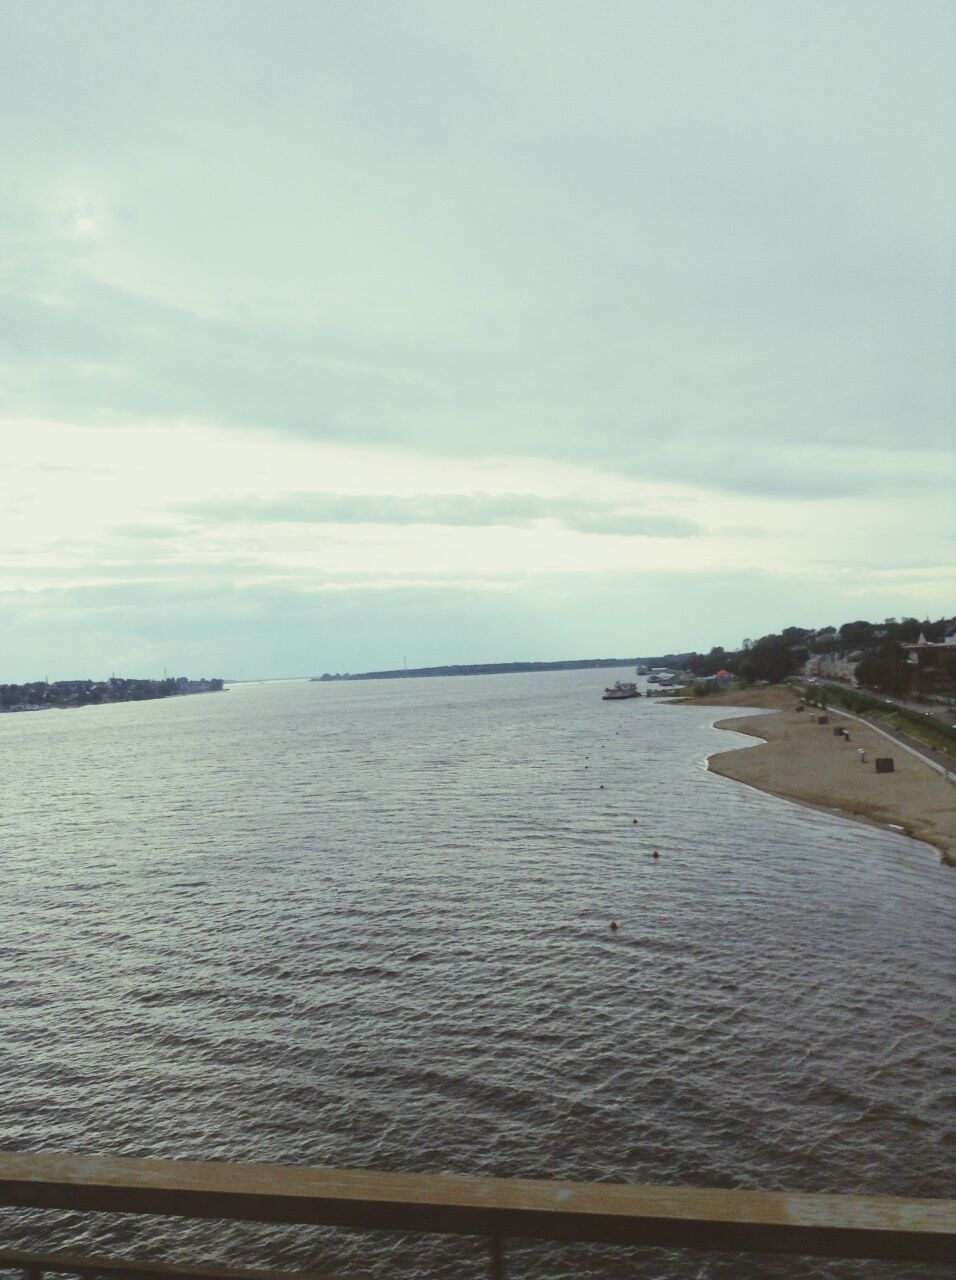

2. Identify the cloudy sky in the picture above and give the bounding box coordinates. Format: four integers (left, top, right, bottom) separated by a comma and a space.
1, 0, 953, 680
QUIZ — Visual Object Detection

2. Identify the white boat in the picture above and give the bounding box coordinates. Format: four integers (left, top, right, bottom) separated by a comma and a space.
602, 681, 641, 701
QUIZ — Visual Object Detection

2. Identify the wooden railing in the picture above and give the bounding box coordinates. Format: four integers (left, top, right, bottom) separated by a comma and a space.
0, 1152, 953, 1278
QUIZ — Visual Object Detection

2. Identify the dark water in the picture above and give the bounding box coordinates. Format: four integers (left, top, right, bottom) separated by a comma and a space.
1, 671, 953, 1278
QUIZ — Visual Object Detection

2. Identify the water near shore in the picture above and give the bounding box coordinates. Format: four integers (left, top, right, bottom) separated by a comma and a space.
1, 671, 953, 1279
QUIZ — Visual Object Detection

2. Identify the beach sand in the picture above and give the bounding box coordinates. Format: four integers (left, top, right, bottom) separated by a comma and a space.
682, 686, 956, 866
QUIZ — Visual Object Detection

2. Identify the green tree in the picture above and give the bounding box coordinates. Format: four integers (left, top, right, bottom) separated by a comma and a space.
839, 620, 876, 649
781, 626, 811, 646
813, 626, 838, 654
748, 633, 801, 683
689, 646, 732, 677
737, 657, 756, 685
855, 641, 911, 697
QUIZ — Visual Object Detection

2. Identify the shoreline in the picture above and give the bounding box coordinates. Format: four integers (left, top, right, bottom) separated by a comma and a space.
675, 686, 956, 867
0, 677, 224, 714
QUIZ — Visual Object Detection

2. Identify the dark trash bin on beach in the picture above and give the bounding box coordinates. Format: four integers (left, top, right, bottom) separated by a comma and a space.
818, 715, 829, 724
875, 757, 895, 773
833, 727, 844, 736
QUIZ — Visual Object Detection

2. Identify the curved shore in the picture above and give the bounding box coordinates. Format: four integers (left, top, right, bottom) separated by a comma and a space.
682, 686, 956, 867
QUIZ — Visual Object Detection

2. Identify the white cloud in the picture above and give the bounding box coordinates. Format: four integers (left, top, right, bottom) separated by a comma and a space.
1, 420, 951, 608
0, 2, 952, 676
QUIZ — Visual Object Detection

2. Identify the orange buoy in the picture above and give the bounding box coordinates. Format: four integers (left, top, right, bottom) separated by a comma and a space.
610, 920, 619, 931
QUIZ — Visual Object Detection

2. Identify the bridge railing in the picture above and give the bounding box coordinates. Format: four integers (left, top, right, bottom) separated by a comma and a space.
1, 1151, 953, 1279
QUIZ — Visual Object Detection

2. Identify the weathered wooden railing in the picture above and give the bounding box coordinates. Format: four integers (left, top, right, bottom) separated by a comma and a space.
0, 1152, 953, 1279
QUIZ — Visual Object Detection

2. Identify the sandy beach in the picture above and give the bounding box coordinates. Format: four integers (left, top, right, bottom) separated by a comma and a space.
682, 686, 956, 867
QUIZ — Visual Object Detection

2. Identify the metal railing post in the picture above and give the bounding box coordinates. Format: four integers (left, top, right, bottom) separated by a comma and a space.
488, 1235, 505, 1280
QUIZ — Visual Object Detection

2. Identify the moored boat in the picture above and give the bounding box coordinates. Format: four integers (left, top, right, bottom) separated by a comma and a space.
602, 681, 641, 700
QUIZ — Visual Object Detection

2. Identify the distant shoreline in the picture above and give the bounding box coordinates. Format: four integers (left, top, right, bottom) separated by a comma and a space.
312, 656, 690, 682
682, 685, 955, 867
0, 676, 224, 714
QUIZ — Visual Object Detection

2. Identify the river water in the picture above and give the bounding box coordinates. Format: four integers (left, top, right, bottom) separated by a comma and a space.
1, 671, 953, 1279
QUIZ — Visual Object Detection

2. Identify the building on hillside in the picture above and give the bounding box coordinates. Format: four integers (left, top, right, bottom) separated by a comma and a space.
805, 653, 858, 681
904, 632, 956, 680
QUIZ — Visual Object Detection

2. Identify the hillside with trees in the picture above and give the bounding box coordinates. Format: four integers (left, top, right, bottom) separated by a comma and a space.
683, 616, 956, 695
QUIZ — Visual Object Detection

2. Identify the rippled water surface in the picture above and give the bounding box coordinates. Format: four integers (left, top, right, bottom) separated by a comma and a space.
1, 671, 953, 1278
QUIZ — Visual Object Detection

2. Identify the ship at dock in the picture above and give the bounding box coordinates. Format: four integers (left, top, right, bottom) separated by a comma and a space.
602, 680, 641, 700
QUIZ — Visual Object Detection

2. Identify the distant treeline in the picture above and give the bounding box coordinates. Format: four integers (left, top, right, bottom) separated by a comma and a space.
313, 656, 694, 682
1, 675, 224, 713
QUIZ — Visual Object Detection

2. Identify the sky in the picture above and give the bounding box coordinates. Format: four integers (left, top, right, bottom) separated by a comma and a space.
1, 0, 953, 681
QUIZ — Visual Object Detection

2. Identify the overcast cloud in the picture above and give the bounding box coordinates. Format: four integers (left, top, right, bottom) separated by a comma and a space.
0, 0, 953, 679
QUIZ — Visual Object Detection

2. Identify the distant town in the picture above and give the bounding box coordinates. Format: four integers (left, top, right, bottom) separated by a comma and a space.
0, 676, 224, 713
